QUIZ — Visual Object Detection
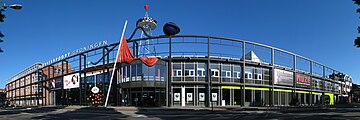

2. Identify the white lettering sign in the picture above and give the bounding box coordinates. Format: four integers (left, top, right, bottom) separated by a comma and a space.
44, 40, 108, 66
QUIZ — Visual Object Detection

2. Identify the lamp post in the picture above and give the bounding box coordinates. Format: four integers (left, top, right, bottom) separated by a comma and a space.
0, 1, 22, 53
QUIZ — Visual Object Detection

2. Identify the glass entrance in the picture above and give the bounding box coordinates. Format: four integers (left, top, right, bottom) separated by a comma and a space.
122, 87, 165, 107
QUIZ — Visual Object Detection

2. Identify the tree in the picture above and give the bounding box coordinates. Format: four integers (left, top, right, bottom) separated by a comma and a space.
0, 9, 4, 22
356, 37, 360, 47
0, 8, 4, 52
0, 3, 22, 53
354, 0, 360, 47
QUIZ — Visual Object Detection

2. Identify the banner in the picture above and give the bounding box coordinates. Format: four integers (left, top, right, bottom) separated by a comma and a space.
63, 73, 80, 89
187, 93, 193, 102
174, 93, 180, 101
274, 69, 293, 86
296, 74, 311, 88
199, 93, 205, 101
212, 93, 217, 101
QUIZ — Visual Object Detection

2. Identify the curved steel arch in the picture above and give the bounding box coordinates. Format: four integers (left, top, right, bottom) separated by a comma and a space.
98, 34, 338, 74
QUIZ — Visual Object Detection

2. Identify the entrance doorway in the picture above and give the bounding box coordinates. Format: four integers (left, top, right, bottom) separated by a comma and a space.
122, 87, 165, 106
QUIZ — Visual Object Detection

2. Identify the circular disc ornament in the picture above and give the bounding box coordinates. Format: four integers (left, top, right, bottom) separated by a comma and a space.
91, 86, 100, 94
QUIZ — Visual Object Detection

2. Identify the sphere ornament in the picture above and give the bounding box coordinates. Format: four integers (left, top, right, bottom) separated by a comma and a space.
163, 22, 180, 36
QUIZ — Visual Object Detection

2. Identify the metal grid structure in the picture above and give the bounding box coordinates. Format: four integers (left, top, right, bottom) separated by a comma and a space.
5, 35, 353, 107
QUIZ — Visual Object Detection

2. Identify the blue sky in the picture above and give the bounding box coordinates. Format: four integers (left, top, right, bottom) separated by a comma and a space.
0, 0, 359, 87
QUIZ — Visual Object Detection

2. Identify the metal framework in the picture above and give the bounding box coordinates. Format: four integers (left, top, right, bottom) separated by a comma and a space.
5, 34, 352, 107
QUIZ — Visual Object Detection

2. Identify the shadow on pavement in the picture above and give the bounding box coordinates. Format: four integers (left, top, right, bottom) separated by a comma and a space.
31, 106, 129, 120
0, 106, 65, 115
135, 108, 250, 119
133, 107, 360, 120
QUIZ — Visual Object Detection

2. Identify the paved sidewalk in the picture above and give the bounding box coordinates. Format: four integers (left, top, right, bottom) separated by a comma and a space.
1, 105, 360, 120
2, 103, 358, 113
36, 105, 334, 113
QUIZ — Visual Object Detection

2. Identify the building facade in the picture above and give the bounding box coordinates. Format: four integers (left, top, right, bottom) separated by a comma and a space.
5, 35, 353, 107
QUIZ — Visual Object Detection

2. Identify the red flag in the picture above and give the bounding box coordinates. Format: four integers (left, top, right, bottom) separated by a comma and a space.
116, 37, 134, 64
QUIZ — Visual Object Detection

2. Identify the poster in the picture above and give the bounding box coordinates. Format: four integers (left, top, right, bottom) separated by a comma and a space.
274, 69, 293, 86
174, 93, 180, 101
187, 93, 193, 101
313, 78, 321, 90
51, 79, 55, 89
51, 77, 63, 89
63, 73, 80, 89
199, 93, 205, 101
212, 93, 217, 101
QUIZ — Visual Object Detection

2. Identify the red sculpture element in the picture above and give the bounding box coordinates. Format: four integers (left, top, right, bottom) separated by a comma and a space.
144, 5, 149, 11
116, 36, 158, 67
116, 37, 134, 64
139, 56, 158, 67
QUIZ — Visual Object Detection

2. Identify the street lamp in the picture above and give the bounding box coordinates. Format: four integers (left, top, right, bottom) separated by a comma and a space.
0, 1, 22, 53
6, 4, 22, 10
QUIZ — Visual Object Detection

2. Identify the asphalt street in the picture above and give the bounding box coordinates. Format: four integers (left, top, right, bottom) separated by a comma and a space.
0, 106, 360, 120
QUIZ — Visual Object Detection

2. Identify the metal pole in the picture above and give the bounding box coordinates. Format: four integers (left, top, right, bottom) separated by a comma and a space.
167, 37, 172, 107
23, 75, 26, 106
105, 20, 127, 107
83, 54, 87, 106
322, 66, 325, 105
206, 37, 211, 108
102, 48, 106, 104
61, 62, 64, 106
105, 48, 110, 105
30, 73, 32, 105
310, 61, 313, 106
48, 66, 52, 106
241, 41, 246, 106
271, 48, 275, 106
293, 55, 297, 105
79, 54, 82, 105
36, 70, 40, 106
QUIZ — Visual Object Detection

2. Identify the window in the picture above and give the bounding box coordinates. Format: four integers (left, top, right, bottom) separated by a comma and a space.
233, 65, 242, 82
254, 74, 262, 80
222, 64, 231, 79
245, 72, 252, 79
185, 70, 189, 76
197, 69, 205, 77
184, 63, 195, 77
225, 71, 231, 78
185, 69, 195, 76
173, 63, 182, 78
236, 72, 241, 79
189, 70, 195, 76
258, 74, 262, 80
211, 69, 219, 77
176, 70, 182, 76
245, 66, 253, 79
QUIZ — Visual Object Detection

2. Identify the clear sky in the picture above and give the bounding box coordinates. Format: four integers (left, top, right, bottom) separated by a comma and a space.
0, 0, 359, 87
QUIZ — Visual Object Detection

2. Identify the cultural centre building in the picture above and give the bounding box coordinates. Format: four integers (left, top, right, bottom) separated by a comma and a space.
5, 6, 353, 107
